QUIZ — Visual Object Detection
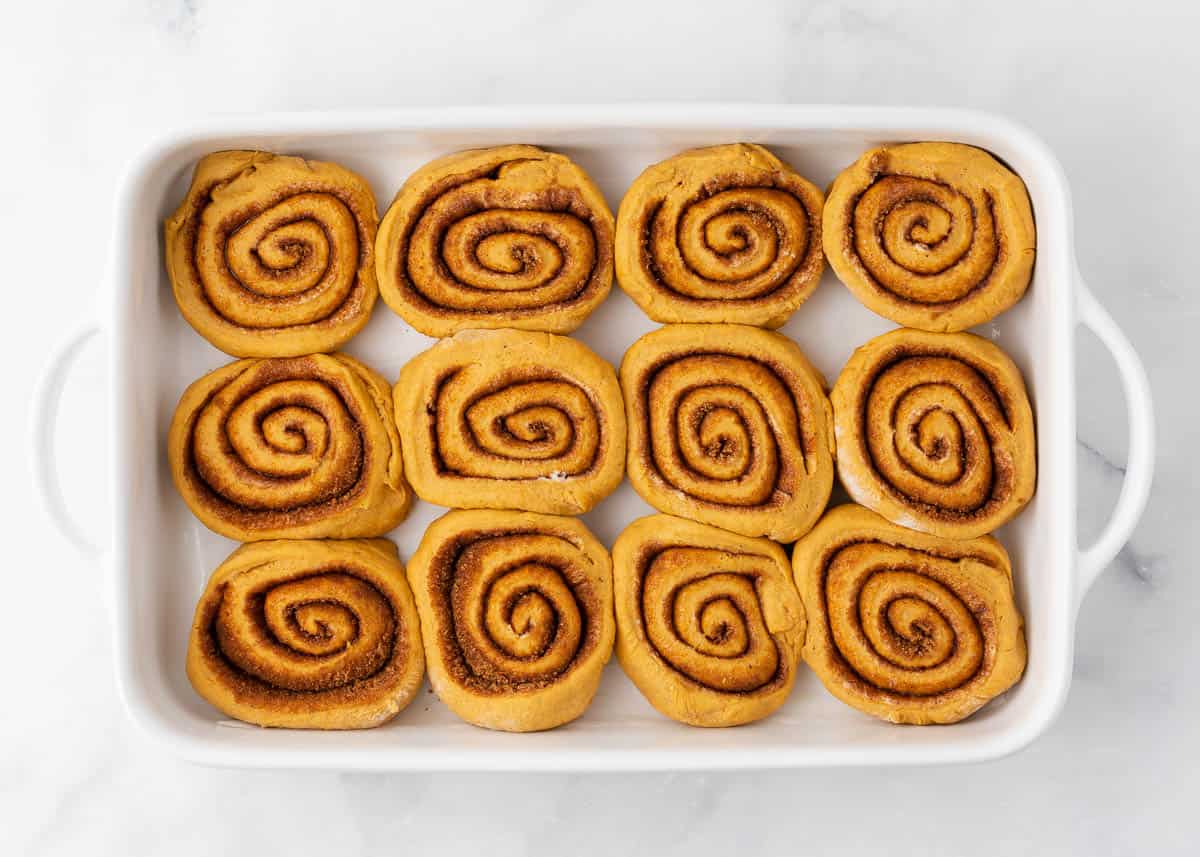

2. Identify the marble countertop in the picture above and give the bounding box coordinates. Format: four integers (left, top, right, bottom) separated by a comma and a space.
4, 0, 1195, 854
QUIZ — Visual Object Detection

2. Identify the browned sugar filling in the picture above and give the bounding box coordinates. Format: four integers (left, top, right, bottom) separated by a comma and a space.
428, 531, 599, 694
634, 545, 787, 696
188, 360, 370, 525
857, 349, 1015, 522
189, 180, 369, 325
845, 176, 1002, 308
818, 540, 997, 700
202, 572, 406, 706
399, 162, 609, 316
428, 366, 604, 480
636, 351, 806, 507
639, 176, 816, 303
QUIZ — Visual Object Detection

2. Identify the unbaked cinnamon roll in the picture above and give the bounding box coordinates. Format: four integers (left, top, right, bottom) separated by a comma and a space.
613, 515, 805, 727
406, 509, 614, 732
621, 324, 835, 542
165, 151, 380, 357
168, 353, 410, 541
376, 145, 614, 336
395, 329, 625, 515
823, 142, 1036, 331
187, 538, 425, 729
616, 144, 825, 327
831, 327, 1035, 539
792, 504, 1027, 724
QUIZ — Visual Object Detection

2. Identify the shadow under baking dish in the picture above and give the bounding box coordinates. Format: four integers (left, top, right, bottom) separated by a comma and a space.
109, 106, 1077, 770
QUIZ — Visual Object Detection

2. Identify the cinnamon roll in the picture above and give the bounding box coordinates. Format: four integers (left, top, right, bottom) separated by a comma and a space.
621, 324, 835, 542
165, 151, 380, 357
186, 538, 424, 729
168, 353, 410, 541
406, 509, 614, 732
376, 145, 615, 336
792, 504, 1027, 724
823, 142, 1036, 331
395, 329, 625, 515
831, 327, 1035, 539
612, 515, 805, 727
616, 144, 825, 327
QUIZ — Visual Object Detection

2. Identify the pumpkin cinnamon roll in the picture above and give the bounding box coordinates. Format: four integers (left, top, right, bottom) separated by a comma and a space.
621, 324, 835, 542
616, 144, 825, 327
165, 151, 380, 357
169, 353, 410, 541
792, 505, 1026, 724
187, 538, 424, 729
395, 329, 625, 515
407, 509, 614, 732
831, 327, 1035, 539
823, 142, 1036, 331
613, 515, 805, 727
376, 145, 615, 336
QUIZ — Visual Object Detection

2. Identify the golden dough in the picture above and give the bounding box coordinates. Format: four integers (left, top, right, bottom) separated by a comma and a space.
616, 144, 825, 327
186, 539, 424, 729
612, 515, 805, 727
376, 145, 614, 336
169, 353, 410, 540
621, 324, 835, 542
831, 327, 1036, 539
165, 150, 380, 357
792, 505, 1027, 724
823, 142, 1036, 331
406, 509, 614, 732
395, 329, 626, 515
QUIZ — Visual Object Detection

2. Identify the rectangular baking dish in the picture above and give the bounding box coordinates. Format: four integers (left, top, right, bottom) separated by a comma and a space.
37, 105, 1154, 770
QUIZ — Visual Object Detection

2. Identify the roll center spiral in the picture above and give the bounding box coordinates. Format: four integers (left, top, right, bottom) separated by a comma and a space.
851, 175, 997, 304
216, 572, 395, 693
648, 355, 801, 507
440, 373, 600, 479
826, 546, 985, 697
668, 189, 811, 297
206, 191, 361, 326
197, 376, 364, 511
412, 186, 599, 310
447, 535, 591, 687
864, 356, 1006, 512
642, 549, 780, 693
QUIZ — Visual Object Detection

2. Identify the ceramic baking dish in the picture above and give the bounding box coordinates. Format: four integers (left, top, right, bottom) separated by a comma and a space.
34, 105, 1154, 770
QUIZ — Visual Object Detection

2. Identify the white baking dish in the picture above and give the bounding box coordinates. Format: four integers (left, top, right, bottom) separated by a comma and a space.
33, 105, 1154, 770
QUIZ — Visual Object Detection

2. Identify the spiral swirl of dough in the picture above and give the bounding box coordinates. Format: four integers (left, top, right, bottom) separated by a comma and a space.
165, 151, 380, 357
406, 510, 614, 732
823, 142, 1036, 331
613, 515, 805, 727
792, 505, 1027, 724
186, 539, 424, 729
376, 145, 614, 336
616, 144, 825, 327
395, 329, 625, 515
168, 353, 410, 541
621, 324, 834, 542
831, 327, 1035, 539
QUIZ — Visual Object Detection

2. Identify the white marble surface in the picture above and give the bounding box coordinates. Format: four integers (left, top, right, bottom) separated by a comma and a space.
3, 0, 1196, 853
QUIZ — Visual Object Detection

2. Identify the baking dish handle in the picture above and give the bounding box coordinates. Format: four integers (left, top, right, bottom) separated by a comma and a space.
1074, 275, 1155, 601
32, 322, 105, 560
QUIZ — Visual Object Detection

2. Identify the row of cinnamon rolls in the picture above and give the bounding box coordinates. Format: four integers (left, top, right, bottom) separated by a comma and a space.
173, 323, 1034, 730
171, 323, 1035, 542
165, 140, 1036, 357
188, 505, 1025, 731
